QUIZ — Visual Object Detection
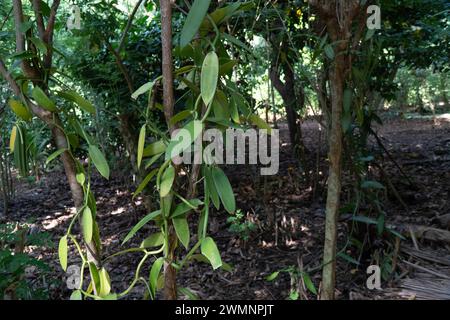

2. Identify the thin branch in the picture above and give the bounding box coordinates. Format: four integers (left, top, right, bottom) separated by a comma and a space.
32, 0, 45, 39
43, 0, 60, 69
117, 0, 145, 53
105, 40, 134, 94
0, 7, 13, 31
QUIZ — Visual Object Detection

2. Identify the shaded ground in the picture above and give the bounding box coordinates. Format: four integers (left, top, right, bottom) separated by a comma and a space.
3, 114, 450, 300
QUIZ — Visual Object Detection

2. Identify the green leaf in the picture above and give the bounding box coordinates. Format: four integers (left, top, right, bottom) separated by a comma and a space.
201, 51, 219, 106
143, 140, 166, 158
180, 0, 211, 48
122, 210, 161, 244
204, 166, 220, 209
9, 126, 17, 153
131, 81, 155, 100
170, 110, 192, 126
266, 271, 280, 281
149, 257, 164, 298
88, 263, 101, 294
8, 98, 32, 121
58, 90, 95, 114
160, 165, 175, 197
361, 180, 385, 189
337, 252, 360, 266
171, 199, 203, 218
137, 125, 146, 169
178, 287, 199, 300
173, 216, 190, 250
140, 232, 164, 248
351, 215, 377, 225
32, 86, 57, 112
29, 36, 48, 54
45, 148, 67, 166
58, 235, 68, 271
324, 44, 334, 60
343, 89, 352, 113
82, 207, 93, 243
211, 166, 235, 213
250, 114, 272, 134
133, 168, 158, 199
201, 237, 222, 270
222, 33, 252, 53
70, 290, 82, 300
165, 120, 203, 160
302, 273, 317, 295
88, 145, 110, 180
98, 268, 111, 297
76, 172, 85, 186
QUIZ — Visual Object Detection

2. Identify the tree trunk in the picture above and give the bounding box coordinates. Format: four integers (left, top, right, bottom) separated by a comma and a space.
160, 0, 178, 300
321, 55, 345, 300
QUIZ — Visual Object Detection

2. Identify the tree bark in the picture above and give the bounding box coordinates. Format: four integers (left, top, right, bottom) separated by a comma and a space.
309, 0, 363, 300
160, 0, 178, 300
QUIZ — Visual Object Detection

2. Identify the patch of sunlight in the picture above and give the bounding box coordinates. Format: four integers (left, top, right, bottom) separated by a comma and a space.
111, 207, 126, 216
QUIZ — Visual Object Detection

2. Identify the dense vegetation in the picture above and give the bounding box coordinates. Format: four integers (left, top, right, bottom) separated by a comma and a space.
0, 0, 448, 301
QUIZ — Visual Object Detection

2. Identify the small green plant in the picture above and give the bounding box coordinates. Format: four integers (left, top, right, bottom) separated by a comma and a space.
227, 210, 257, 242
266, 266, 318, 300
0, 222, 54, 300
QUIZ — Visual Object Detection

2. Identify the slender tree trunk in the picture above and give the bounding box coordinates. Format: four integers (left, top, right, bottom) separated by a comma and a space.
321, 55, 344, 300
160, 0, 178, 300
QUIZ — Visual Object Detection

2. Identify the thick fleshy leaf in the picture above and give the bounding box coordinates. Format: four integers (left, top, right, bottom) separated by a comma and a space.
137, 125, 146, 169
82, 207, 93, 243
211, 166, 235, 213
149, 257, 164, 298
122, 210, 161, 244
131, 80, 155, 100
8, 98, 32, 121
32, 86, 56, 112
98, 268, 111, 297
88, 145, 110, 180
58, 235, 68, 271
46, 148, 67, 165
58, 90, 95, 114
201, 237, 222, 270
165, 120, 203, 160
133, 168, 158, 199
201, 51, 219, 106
180, 0, 211, 48
140, 232, 164, 248
9, 126, 17, 153
173, 216, 190, 249
160, 165, 175, 197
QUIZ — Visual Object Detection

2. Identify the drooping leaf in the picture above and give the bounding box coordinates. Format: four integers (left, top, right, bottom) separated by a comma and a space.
201, 51, 219, 106
201, 237, 222, 270
8, 98, 32, 121
9, 126, 17, 153
98, 268, 111, 297
131, 80, 155, 100
160, 165, 176, 197
165, 120, 203, 160
133, 168, 158, 199
143, 140, 166, 158
58, 235, 68, 271
122, 210, 161, 244
250, 114, 272, 134
361, 180, 385, 189
211, 166, 235, 213
324, 44, 334, 60
88, 145, 110, 180
82, 207, 93, 243
137, 125, 146, 169
266, 271, 280, 281
58, 90, 95, 114
70, 290, 82, 300
149, 257, 164, 298
171, 199, 203, 218
140, 232, 164, 248
32, 86, 56, 112
302, 273, 317, 295
173, 216, 190, 249
180, 0, 211, 48
29, 36, 48, 54
46, 148, 67, 165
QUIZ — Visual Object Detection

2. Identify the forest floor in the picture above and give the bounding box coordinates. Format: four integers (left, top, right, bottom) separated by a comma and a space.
5, 113, 450, 300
